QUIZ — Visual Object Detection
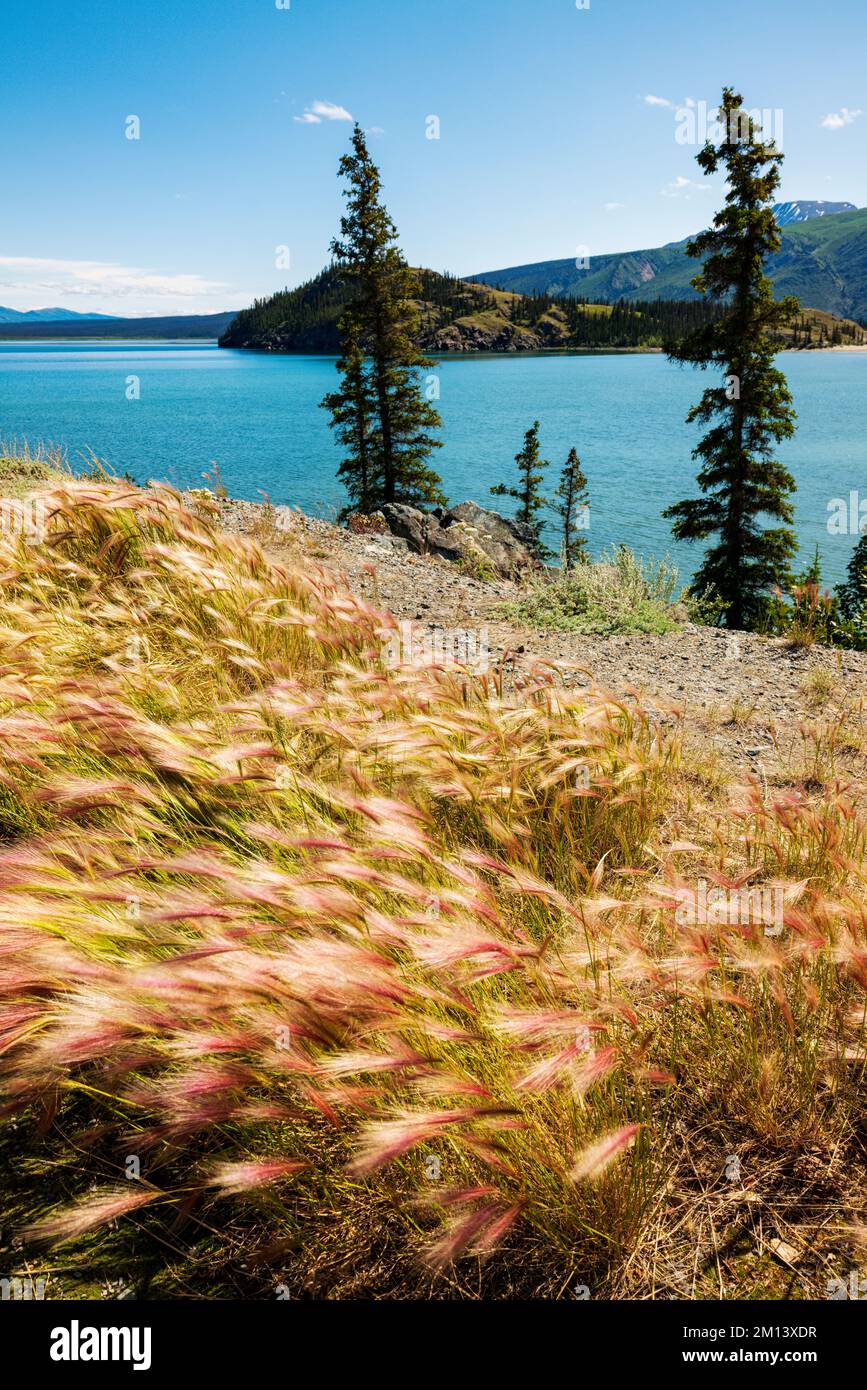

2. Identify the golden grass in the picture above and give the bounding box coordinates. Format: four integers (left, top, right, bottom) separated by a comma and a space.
0, 478, 865, 1298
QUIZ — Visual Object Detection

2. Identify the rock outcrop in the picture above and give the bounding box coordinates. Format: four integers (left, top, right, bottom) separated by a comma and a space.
380, 501, 537, 578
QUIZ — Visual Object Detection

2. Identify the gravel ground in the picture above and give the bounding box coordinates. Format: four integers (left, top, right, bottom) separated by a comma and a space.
207, 495, 867, 785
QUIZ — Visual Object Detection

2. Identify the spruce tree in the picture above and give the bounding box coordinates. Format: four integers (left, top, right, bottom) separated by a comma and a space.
319, 307, 379, 517
491, 420, 550, 559
836, 532, 867, 622
555, 447, 590, 568
325, 124, 444, 511
663, 87, 800, 630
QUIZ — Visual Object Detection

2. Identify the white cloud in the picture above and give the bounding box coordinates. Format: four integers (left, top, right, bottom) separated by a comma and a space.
294, 99, 353, 125
312, 100, 353, 120
661, 175, 712, 199
644, 94, 672, 107
365, 126, 385, 136
0, 255, 243, 316
820, 106, 862, 130
604, 202, 625, 211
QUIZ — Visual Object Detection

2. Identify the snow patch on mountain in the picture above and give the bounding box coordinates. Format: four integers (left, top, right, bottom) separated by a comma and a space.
771, 200, 856, 226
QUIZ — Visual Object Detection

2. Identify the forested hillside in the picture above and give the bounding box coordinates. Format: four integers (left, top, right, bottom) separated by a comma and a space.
218, 267, 726, 353
220, 266, 864, 354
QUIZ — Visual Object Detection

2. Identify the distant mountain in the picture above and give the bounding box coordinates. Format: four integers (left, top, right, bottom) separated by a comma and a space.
0, 311, 237, 339
771, 200, 856, 226
0, 306, 117, 323
471, 203, 867, 322
219, 267, 865, 355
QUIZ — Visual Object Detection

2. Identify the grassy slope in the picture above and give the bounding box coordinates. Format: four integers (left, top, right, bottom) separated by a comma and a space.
0, 451, 62, 498
0, 464, 864, 1300
769, 209, 867, 318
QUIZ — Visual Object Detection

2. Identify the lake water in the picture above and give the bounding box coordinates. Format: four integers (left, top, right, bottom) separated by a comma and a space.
1, 340, 865, 586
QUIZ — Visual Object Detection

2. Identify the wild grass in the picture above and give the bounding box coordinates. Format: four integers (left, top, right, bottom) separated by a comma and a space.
727, 696, 759, 726
501, 546, 683, 635
0, 477, 864, 1299
801, 665, 836, 708
0, 440, 68, 497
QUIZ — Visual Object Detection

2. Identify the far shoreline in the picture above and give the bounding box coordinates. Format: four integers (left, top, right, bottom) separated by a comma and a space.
0, 336, 213, 345
3, 338, 866, 356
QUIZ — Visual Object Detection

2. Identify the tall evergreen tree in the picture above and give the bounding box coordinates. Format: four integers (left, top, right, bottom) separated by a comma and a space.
555, 447, 590, 568
325, 124, 444, 511
319, 308, 379, 516
836, 532, 867, 622
491, 420, 550, 559
663, 87, 800, 629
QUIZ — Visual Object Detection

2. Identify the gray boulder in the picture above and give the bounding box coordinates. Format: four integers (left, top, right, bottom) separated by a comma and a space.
379, 503, 429, 551
442, 501, 537, 577
379, 503, 463, 564
380, 500, 537, 578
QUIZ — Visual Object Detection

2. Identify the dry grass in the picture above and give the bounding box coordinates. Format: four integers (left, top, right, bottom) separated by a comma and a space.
801, 666, 836, 709
0, 478, 865, 1300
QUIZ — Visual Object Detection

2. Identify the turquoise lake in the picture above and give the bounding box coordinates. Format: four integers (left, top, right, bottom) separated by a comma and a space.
1, 340, 865, 586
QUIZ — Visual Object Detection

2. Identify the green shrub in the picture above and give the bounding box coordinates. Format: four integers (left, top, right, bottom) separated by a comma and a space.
501, 545, 682, 635
681, 583, 726, 627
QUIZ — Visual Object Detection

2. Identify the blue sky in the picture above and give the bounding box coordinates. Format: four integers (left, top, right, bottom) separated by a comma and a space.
1, 0, 865, 315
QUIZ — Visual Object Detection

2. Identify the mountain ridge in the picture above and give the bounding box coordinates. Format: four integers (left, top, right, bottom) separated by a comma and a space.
471, 203, 867, 321
0, 311, 237, 340
0, 306, 118, 323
